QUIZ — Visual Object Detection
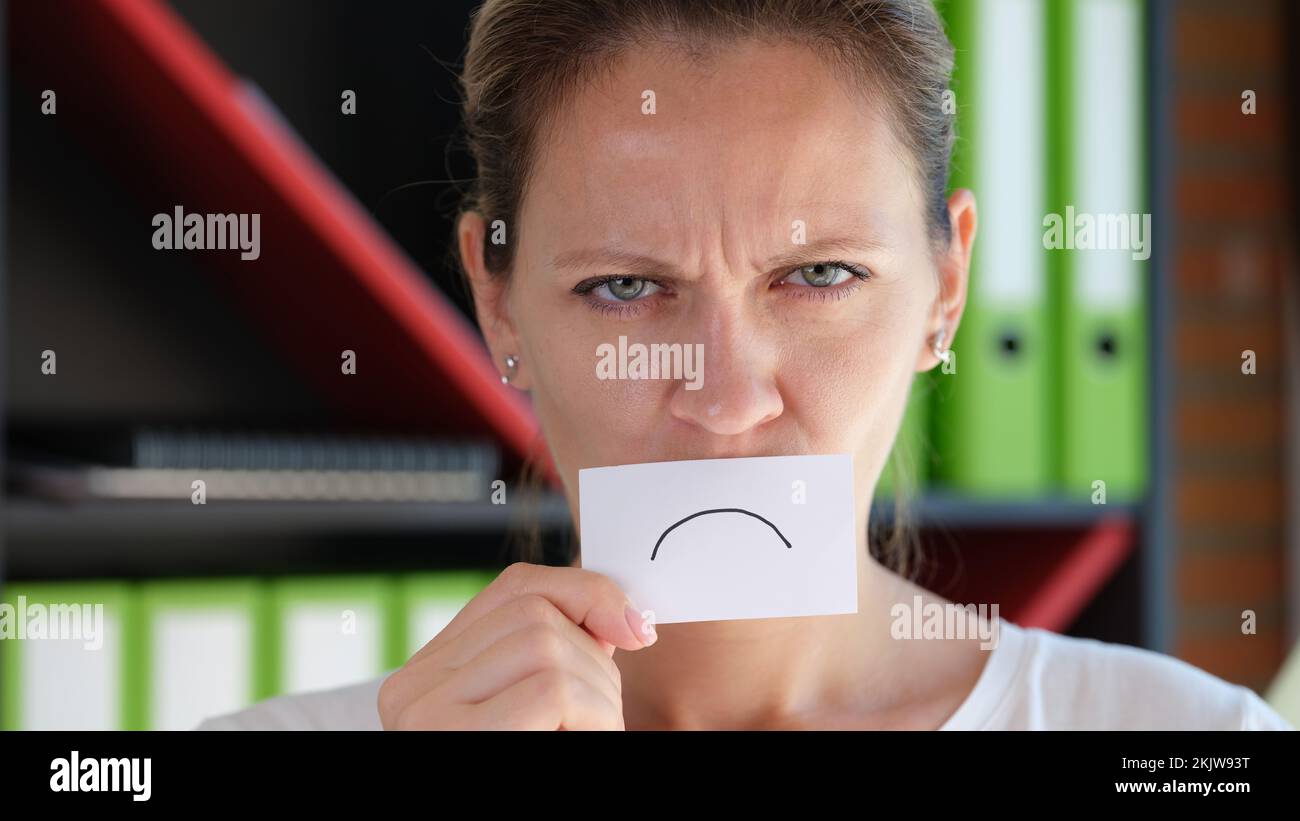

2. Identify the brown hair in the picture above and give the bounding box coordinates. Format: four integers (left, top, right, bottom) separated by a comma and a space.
457, 0, 956, 578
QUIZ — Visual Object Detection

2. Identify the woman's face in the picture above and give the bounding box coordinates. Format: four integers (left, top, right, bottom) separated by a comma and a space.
465, 39, 971, 515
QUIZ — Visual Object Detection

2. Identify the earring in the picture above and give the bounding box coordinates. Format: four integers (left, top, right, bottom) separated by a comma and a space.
932, 329, 951, 364
501, 354, 519, 385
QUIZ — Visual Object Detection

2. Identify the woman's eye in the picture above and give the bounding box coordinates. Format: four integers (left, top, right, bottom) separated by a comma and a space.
784, 262, 856, 288
593, 277, 660, 301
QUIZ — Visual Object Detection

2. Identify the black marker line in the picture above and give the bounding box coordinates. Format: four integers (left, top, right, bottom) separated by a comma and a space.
650, 508, 792, 561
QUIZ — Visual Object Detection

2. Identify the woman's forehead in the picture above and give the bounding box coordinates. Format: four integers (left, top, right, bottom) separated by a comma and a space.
520, 41, 917, 258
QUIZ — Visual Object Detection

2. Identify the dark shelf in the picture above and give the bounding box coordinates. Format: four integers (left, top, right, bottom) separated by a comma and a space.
3, 494, 1140, 636
888, 491, 1141, 528
2, 496, 574, 539
3, 491, 1138, 541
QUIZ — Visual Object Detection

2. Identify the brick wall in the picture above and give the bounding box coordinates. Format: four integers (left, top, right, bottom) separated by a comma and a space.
1169, 0, 1294, 691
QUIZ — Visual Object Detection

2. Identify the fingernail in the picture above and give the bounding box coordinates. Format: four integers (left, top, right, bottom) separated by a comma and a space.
625, 603, 657, 647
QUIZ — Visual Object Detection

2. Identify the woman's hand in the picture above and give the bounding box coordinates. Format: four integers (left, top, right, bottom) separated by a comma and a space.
378, 562, 656, 730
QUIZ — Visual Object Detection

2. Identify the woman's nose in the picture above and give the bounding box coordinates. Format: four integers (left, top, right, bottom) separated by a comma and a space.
667, 312, 784, 436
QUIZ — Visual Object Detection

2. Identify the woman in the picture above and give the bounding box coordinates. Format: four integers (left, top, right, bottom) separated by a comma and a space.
199, 0, 1290, 730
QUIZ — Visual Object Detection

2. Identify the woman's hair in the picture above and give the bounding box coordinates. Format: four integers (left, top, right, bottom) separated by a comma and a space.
457, 0, 956, 579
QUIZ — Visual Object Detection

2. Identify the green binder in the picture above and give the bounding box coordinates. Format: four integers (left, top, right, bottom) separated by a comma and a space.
137, 579, 268, 730
392, 570, 496, 667
266, 575, 395, 697
1, 582, 139, 730
934, 0, 1052, 495
1051, 0, 1148, 499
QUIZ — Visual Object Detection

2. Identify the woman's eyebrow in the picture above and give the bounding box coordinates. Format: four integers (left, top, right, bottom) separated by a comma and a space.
551, 248, 676, 279
551, 235, 888, 278
762, 236, 888, 271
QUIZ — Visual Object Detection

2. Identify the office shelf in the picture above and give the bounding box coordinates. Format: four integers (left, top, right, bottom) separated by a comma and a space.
9, 0, 544, 472
4, 0, 1168, 648
4, 492, 1136, 540
3, 496, 573, 539
935, 518, 1137, 633
876, 492, 1140, 529
3, 493, 1136, 635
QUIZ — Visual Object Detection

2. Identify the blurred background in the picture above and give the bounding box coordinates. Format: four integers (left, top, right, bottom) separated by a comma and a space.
2, 0, 1298, 730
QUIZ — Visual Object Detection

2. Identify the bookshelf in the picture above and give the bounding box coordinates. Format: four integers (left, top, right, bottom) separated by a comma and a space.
3, 0, 1169, 650
9, 0, 542, 466
4, 493, 1137, 541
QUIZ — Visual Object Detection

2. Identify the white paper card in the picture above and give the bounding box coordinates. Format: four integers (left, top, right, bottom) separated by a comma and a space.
579, 454, 858, 624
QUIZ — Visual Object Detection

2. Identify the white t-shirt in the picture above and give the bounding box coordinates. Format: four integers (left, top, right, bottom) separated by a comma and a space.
193, 621, 1294, 730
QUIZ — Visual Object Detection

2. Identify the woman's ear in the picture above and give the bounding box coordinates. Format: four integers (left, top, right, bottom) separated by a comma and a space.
458, 211, 527, 388
917, 188, 976, 372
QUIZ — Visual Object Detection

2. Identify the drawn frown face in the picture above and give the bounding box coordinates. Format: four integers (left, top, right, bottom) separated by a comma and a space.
463, 38, 973, 535
651, 508, 791, 562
